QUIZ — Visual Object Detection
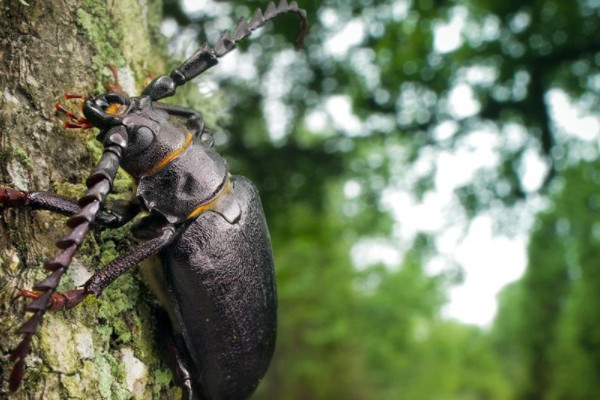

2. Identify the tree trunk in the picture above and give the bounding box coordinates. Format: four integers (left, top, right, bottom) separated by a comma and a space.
0, 0, 178, 398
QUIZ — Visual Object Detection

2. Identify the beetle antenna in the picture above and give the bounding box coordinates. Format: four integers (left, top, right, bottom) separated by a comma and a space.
142, 0, 308, 101
8, 127, 129, 392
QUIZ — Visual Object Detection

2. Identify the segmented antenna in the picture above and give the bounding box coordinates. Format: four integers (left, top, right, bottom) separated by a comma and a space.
8, 128, 129, 392
143, 0, 307, 100
173, 0, 307, 84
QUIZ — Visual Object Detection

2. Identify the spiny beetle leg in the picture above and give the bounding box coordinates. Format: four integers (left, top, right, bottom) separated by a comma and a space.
17, 288, 88, 311
8, 128, 129, 392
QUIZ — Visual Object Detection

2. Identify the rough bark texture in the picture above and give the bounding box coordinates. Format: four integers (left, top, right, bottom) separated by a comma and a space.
0, 0, 181, 398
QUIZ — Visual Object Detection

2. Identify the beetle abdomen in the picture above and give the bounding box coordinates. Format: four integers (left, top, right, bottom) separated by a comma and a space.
164, 176, 276, 400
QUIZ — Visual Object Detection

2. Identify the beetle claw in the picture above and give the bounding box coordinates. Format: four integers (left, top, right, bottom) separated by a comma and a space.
16, 288, 88, 311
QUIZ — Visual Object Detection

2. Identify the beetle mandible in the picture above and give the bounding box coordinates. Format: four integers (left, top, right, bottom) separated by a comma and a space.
1, 1, 307, 399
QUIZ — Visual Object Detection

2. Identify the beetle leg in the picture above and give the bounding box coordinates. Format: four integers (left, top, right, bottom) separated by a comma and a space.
154, 308, 195, 400
0, 186, 141, 229
105, 65, 127, 95
9, 128, 129, 393
152, 102, 214, 147
151, 102, 202, 119
0, 186, 28, 207
15, 224, 181, 312
16, 288, 86, 311
0, 187, 79, 215
96, 201, 142, 228
168, 337, 194, 400
83, 224, 180, 297
151, 102, 204, 132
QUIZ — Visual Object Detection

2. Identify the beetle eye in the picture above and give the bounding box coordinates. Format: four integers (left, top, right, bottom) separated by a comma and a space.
96, 99, 109, 110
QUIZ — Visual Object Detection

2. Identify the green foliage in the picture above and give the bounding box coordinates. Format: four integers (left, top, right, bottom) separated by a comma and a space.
494, 162, 600, 400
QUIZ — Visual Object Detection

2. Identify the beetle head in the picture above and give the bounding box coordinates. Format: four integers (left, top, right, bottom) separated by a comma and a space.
83, 92, 130, 129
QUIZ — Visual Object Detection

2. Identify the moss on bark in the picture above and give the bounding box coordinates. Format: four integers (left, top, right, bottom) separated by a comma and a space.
0, 0, 199, 398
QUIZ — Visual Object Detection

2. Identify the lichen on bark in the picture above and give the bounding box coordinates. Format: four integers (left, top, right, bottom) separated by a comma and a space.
0, 0, 200, 398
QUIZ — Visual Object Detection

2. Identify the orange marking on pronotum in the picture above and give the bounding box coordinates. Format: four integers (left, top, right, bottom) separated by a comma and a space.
186, 176, 232, 220
142, 132, 193, 176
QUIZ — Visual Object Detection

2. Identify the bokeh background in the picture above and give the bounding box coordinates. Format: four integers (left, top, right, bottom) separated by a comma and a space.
163, 1, 600, 399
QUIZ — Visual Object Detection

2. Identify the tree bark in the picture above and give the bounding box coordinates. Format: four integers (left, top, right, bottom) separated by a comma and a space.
0, 0, 178, 398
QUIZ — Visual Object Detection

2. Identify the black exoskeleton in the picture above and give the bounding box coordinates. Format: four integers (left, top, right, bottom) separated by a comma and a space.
2, 2, 307, 399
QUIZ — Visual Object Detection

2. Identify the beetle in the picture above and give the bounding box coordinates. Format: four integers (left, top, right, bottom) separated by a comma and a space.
1, 1, 307, 399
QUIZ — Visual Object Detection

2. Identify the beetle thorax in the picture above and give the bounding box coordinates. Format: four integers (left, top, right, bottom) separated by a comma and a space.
116, 98, 229, 223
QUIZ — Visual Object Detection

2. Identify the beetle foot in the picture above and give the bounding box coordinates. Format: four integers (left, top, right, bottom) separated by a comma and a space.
0, 187, 28, 209
17, 288, 88, 311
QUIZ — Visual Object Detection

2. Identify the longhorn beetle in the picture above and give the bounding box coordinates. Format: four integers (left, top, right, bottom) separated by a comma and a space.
1, 2, 307, 399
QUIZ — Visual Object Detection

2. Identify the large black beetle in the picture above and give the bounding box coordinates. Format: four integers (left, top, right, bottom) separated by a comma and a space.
1, 2, 307, 399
